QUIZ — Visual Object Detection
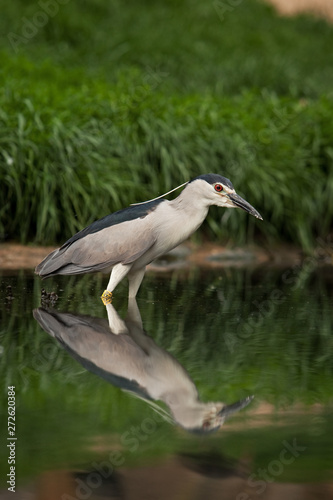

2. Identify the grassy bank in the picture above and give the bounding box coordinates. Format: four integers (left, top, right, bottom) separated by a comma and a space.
0, 0, 333, 249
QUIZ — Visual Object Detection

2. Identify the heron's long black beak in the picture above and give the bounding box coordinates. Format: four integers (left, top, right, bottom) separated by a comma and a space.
228, 193, 263, 220
217, 395, 254, 420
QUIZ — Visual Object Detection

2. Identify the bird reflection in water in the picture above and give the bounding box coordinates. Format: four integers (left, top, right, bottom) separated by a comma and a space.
33, 299, 253, 433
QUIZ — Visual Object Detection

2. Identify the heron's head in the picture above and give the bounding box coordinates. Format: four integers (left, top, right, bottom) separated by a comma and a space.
172, 395, 254, 433
189, 174, 263, 220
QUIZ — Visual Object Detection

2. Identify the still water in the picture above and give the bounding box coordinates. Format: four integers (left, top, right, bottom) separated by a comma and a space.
1, 263, 333, 499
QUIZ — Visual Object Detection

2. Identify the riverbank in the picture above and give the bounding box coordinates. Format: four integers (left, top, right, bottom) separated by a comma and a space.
0, 242, 304, 271
266, 0, 333, 22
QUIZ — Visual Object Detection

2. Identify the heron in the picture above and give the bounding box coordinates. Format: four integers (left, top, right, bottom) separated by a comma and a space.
35, 173, 262, 303
33, 297, 254, 432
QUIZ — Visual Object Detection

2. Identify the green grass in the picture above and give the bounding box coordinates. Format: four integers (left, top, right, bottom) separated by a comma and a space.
2, 0, 333, 98
0, 0, 333, 248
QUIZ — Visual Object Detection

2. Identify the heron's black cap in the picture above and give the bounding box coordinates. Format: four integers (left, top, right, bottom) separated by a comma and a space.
190, 173, 234, 190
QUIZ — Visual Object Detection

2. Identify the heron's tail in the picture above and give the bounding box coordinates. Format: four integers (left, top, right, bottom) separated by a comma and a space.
35, 247, 85, 278
35, 248, 62, 278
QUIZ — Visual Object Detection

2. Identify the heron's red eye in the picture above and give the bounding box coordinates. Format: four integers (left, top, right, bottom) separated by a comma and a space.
214, 184, 223, 192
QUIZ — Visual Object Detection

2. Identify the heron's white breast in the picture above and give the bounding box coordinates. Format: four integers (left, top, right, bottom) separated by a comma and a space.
132, 199, 209, 269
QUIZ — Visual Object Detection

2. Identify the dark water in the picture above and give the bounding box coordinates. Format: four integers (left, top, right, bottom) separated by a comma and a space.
1, 263, 333, 499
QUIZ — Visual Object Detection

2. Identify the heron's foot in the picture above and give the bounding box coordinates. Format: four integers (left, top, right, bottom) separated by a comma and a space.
101, 290, 113, 305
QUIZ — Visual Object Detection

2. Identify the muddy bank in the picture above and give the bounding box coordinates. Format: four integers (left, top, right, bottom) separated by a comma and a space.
0, 242, 303, 272
266, 0, 333, 22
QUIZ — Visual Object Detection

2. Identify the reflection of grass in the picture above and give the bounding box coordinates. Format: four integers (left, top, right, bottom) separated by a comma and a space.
1, 1, 333, 248
0, 268, 332, 482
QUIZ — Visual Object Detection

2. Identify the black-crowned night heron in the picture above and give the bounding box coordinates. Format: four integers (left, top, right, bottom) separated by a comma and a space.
35, 173, 262, 303
33, 298, 253, 432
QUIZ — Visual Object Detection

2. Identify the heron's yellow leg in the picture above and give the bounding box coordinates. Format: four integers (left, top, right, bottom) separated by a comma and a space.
101, 290, 113, 305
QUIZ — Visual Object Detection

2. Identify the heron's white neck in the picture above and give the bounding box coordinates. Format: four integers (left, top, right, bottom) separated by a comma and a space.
169, 183, 210, 222
138, 182, 212, 266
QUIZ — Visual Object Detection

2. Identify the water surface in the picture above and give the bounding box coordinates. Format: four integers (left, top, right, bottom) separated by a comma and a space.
0, 264, 332, 499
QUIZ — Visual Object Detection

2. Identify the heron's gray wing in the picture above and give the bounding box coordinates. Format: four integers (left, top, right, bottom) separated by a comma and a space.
35, 199, 165, 277
36, 217, 156, 276
68, 217, 156, 269
33, 308, 152, 399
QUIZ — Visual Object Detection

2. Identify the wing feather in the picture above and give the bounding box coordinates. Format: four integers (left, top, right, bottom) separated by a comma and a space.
36, 217, 156, 277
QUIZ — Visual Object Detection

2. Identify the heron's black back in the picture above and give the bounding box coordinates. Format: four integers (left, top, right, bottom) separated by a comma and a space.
60, 198, 165, 250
